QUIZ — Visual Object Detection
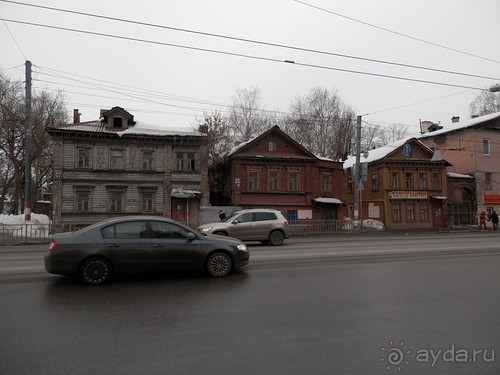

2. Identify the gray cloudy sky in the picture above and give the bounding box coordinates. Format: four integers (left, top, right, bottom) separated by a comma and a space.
2, 0, 499, 136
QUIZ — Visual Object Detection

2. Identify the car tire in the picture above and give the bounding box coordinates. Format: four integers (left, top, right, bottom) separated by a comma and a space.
268, 230, 285, 246
206, 252, 232, 277
80, 257, 112, 285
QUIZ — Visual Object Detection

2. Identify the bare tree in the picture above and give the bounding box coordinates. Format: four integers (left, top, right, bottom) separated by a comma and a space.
197, 111, 232, 205
0, 73, 67, 214
284, 87, 356, 160
470, 89, 500, 117
378, 123, 409, 145
229, 87, 268, 143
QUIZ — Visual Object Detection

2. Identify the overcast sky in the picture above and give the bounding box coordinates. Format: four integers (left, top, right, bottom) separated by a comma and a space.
2, 0, 499, 136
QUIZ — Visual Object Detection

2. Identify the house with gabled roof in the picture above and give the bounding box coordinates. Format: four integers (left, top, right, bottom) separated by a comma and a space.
47, 107, 208, 232
227, 126, 346, 223
343, 137, 451, 230
418, 112, 500, 226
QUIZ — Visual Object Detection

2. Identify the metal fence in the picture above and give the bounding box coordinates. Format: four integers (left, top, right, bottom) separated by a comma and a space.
290, 219, 362, 235
0, 223, 51, 244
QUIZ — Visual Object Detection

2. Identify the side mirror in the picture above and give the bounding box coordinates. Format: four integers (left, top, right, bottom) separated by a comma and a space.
186, 232, 197, 241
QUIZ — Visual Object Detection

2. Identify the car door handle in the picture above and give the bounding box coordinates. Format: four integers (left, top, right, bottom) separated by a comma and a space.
153, 244, 164, 248
107, 244, 120, 248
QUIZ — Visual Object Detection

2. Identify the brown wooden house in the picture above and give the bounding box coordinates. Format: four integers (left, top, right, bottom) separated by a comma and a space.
228, 126, 346, 222
343, 137, 451, 230
47, 107, 208, 232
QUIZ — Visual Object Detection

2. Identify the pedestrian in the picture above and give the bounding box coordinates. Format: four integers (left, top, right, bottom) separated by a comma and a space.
219, 210, 226, 221
490, 210, 499, 231
479, 211, 487, 230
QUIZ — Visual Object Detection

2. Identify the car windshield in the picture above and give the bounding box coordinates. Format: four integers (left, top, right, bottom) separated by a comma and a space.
222, 211, 240, 222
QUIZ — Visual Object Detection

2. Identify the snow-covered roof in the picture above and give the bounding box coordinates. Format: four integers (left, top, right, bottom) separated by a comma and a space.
343, 137, 412, 169
418, 112, 500, 139
50, 120, 203, 137
313, 197, 343, 204
447, 172, 473, 179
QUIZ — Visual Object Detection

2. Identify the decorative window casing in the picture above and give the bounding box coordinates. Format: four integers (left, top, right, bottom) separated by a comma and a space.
391, 172, 400, 189
110, 149, 124, 169
142, 150, 154, 171
77, 148, 91, 168
432, 172, 441, 190
485, 172, 492, 190
75, 187, 92, 212
419, 172, 427, 189
268, 170, 280, 192
405, 172, 414, 189
483, 139, 491, 156
406, 203, 415, 222
287, 171, 299, 192
371, 173, 378, 191
175, 152, 196, 172
420, 203, 429, 222
321, 174, 331, 193
392, 202, 401, 222
140, 189, 155, 212
247, 168, 260, 191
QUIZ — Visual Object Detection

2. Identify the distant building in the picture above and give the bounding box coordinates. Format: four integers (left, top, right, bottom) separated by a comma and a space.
47, 107, 208, 231
227, 126, 346, 223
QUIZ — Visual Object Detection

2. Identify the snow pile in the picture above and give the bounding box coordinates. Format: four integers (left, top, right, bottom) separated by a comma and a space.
0, 213, 50, 225
362, 219, 386, 231
0, 213, 51, 240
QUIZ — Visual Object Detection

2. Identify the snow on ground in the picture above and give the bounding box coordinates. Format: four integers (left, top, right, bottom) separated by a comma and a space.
0, 213, 50, 225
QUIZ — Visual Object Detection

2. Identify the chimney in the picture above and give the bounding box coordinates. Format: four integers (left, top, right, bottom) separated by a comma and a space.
198, 124, 208, 134
451, 116, 460, 123
73, 109, 81, 124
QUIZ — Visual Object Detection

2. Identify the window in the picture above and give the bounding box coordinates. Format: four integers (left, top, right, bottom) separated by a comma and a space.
248, 171, 260, 191
419, 173, 427, 189
102, 221, 146, 239
405, 172, 413, 189
391, 172, 400, 189
253, 212, 277, 221
268, 138, 277, 152
78, 148, 91, 168
109, 191, 123, 212
236, 213, 253, 223
141, 191, 154, 212
142, 151, 154, 171
287, 172, 299, 192
175, 152, 196, 172
75, 189, 91, 212
432, 172, 441, 190
392, 202, 401, 221
150, 221, 191, 239
347, 177, 353, 194
321, 175, 330, 193
420, 203, 429, 222
406, 203, 415, 222
485, 172, 492, 190
483, 139, 491, 156
371, 173, 378, 191
113, 117, 123, 128
268, 171, 280, 192
111, 149, 124, 169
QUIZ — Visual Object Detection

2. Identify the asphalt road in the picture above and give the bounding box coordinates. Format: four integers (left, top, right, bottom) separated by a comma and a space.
1, 233, 500, 374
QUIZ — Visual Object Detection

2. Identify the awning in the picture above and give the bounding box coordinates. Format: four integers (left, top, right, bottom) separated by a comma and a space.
171, 188, 201, 199
313, 197, 343, 204
430, 196, 447, 200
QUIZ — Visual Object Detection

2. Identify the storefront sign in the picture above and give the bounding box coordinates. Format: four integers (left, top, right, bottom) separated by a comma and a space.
389, 191, 428, 199
484, 195, 500, 204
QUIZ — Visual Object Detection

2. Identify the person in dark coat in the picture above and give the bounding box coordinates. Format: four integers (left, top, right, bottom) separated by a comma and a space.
219, 210, 226, 221
490, 210, 499, 231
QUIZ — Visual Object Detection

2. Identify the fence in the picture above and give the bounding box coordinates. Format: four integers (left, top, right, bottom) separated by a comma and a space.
0, 223, 51, 244
290, 219, 363, 235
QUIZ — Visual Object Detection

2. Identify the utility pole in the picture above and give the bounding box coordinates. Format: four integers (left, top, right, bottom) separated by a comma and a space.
354, 115, 362, 222
24, 60, 32, 221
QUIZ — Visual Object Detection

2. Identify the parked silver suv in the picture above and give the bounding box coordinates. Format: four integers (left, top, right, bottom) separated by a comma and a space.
198, 209, 290, 246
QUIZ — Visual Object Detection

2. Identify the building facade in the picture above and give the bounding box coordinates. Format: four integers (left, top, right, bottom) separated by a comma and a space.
344, 138, 450, 230
228, 126, 346, 223
419, 113, 500, 225
47, 107, 208, 231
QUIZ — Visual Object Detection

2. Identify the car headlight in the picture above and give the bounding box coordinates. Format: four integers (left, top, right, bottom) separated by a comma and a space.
199, 227, 212, 233
237, 244, 248, 252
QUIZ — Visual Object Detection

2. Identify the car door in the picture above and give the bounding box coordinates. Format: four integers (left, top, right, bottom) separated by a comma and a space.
149, 220, 202, 269
101, 220, 154, 272
227, 212, 254, 240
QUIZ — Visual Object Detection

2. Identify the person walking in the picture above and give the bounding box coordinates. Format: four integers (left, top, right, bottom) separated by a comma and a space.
479, 211, 487, 230
490, 210, 499, 231
218, 210, 226, 221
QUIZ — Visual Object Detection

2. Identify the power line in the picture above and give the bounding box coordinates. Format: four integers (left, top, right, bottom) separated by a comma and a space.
2, 18, 492, 93
1, 0, 499, 81
293, 0, 500, 65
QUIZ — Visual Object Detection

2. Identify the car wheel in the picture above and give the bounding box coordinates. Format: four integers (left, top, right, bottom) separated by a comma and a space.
80, 257, 111, 285
268, 230, 285, 246
206, 252, 232, 277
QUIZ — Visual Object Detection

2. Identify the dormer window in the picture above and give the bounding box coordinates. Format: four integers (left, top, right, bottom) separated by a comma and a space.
113, 117, 123, 128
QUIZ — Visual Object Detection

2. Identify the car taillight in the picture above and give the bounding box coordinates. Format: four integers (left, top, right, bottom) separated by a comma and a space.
49, 241, 57, 252
284, 220, 289, 226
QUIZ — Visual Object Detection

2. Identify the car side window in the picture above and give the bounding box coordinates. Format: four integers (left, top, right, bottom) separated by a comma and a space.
253, 212, 277, 222
150, 221, 191, 239
101, 221, 147, 239
236, 213, 253, 223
